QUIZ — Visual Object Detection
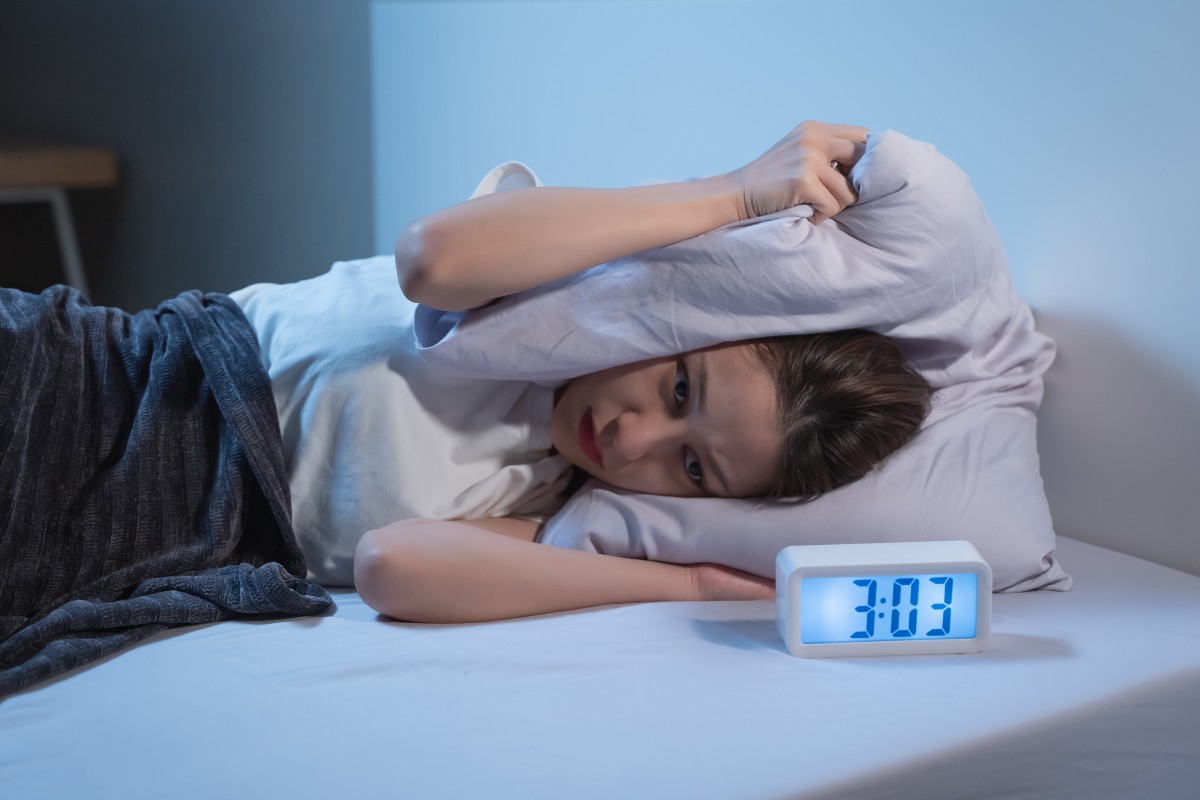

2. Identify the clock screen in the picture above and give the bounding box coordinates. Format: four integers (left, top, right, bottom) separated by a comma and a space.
800, 573, 979, 644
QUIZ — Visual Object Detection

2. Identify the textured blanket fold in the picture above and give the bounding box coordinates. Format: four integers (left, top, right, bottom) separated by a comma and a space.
0, 285, 332, 699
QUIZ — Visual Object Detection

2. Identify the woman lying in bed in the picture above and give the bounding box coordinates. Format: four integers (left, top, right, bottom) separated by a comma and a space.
352, 121, 931, 623
0, 120, 926, 652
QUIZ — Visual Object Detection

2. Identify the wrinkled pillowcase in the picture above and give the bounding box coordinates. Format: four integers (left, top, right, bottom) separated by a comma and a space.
413, 131, 1070, 591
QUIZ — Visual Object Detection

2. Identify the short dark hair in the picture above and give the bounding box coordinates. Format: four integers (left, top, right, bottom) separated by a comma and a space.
749, 330, 932, 503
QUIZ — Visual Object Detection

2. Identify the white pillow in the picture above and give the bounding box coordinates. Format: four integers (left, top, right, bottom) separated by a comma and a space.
413, 131, 1071, 591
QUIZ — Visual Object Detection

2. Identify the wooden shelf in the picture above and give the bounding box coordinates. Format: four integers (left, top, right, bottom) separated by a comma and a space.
0, 135, 119, 297
0, 137, 118, 189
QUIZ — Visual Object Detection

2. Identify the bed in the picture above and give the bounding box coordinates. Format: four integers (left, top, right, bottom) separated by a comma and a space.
2, 535, 1197, 799
4, 128, 1195, 799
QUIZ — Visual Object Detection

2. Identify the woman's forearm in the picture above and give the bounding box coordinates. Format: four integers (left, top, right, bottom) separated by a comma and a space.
396, 121, 869, 311
396, 175, 742, 311
354, 519, 696, 623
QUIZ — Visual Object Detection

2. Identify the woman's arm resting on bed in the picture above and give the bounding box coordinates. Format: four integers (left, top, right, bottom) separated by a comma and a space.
396, 120, 867, 311
352, 517, 774, 623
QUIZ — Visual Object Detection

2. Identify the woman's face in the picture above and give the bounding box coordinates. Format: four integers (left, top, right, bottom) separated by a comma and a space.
549, 341, 784, 498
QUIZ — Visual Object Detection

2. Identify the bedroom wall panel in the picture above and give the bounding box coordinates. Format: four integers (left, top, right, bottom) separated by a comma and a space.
372, 0, 1200, 575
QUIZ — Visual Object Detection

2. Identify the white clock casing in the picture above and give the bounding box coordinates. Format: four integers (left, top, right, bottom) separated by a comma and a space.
776, 540, 993, 658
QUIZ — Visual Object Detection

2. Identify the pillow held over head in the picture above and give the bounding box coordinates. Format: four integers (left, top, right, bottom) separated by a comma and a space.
413, 131, 1071, 592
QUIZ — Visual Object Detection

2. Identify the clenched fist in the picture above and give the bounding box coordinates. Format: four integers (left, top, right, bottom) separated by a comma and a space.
729, 120, 868, 224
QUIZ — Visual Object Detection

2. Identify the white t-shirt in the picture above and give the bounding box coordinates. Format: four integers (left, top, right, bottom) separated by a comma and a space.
230, 256, 574, 586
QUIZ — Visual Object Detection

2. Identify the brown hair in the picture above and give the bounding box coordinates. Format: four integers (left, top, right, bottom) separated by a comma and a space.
750, 330, 932, 503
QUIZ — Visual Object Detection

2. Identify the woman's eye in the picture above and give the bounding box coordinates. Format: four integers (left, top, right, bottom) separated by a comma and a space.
684, 450, 704, 485
673, 361, 689, 407
674, 361, 702, 487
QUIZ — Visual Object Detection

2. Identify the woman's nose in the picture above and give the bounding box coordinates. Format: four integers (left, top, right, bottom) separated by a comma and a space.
611, 410, 683, 463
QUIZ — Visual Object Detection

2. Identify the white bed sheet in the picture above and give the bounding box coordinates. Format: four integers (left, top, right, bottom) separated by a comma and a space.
2, 536, 1198, 800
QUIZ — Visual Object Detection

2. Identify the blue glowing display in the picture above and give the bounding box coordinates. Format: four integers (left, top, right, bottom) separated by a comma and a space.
799, 573, 978, 644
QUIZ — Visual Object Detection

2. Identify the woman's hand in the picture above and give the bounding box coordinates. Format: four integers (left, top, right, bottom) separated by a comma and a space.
689, 562, 776, 602
729, 120, 869, 224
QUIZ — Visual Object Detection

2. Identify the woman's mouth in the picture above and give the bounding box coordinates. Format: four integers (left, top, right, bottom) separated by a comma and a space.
578, 408, 604, 467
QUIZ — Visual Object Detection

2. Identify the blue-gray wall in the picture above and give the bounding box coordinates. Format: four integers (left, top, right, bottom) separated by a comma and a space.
373, 0, 1200, 575
0, 0, 373, 311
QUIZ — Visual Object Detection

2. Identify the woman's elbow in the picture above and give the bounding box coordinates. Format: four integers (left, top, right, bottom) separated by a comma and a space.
394, 219, 437, 303
394, 219, 466, 309
354, 527, 419, 620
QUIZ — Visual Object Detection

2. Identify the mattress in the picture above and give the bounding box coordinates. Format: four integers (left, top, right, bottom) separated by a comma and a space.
2, 536, 1198, 799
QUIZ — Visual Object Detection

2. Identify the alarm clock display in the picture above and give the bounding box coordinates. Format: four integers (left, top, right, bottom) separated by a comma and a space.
776, 541, 992, 658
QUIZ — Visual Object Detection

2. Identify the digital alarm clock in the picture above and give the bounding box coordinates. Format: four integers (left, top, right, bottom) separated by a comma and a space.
776, 541, 992, 657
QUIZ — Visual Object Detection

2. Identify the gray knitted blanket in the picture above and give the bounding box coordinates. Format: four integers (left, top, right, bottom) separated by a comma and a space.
0, 285, 332, 699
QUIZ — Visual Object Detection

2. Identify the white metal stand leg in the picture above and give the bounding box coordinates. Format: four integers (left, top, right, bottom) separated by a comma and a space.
47, 187, 91, 299
0, 185, 92, 299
